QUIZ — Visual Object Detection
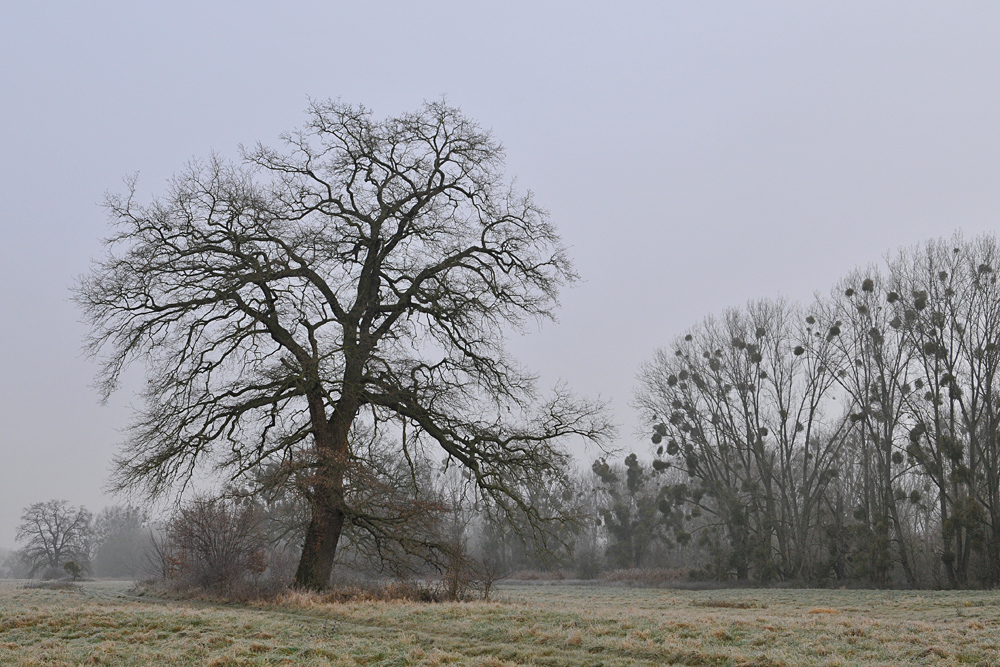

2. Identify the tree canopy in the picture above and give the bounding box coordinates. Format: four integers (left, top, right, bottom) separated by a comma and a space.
633, 234, 1000, 587
77, 100, 612, 589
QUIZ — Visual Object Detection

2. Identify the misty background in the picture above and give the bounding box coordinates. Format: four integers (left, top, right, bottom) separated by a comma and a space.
2, 2, 1000, 548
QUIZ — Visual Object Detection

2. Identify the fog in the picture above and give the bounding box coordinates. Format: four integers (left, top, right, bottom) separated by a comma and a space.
2, 2, 1000, 548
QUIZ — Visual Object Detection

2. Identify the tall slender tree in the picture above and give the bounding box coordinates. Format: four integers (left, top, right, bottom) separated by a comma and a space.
893, 236, 1000, 586
814, 269, 919, 587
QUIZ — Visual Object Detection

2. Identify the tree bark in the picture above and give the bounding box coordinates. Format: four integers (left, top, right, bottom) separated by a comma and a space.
292, 385, 358, 590
293, 497, 347, 590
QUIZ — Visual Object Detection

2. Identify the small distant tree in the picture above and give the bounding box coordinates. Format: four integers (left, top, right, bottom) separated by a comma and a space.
15, 500, 92, 578
92, 506, 151, 578
63, 561, 83, 581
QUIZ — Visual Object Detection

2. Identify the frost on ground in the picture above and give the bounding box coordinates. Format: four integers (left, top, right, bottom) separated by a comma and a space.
1, 581, 998, 666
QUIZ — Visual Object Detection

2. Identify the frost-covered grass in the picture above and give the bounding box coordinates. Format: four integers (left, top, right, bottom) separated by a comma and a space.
2, 580, 1000, 665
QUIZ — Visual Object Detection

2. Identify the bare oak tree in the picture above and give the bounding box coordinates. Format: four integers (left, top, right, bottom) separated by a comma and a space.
16, 500, 92, 578
77, 101, 611, 590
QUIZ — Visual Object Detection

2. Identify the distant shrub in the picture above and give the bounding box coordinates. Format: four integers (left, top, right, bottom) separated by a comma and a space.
574, 548, 601, 580
63, 561, 83, 581
600, 568, 686, 587
92, 506, 152, 578
0, 549, 30, 579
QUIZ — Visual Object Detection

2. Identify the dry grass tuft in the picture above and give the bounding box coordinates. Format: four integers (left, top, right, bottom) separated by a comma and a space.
735, 657, 787, 667
274, 579, 447, 606
919, 645, 949, 659
692, 598, 766, 609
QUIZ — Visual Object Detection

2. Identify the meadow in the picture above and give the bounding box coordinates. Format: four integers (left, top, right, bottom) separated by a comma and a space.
1, 580, 999, 666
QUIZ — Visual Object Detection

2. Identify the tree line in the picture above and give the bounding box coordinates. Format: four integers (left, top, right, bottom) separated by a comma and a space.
2, 501, 150, 580
623, 233, 1000, 588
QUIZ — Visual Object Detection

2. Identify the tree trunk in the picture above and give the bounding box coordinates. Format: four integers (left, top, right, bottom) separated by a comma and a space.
888, 497, 918, 588
941, 496, 958, 588
293, 498, 346, 590
292, 388, 358, 590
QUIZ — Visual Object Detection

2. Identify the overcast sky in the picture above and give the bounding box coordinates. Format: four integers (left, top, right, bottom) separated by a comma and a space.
2, 2, 1000, 547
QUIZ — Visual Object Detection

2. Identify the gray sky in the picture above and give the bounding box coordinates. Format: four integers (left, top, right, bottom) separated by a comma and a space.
2, 2, 1000, 547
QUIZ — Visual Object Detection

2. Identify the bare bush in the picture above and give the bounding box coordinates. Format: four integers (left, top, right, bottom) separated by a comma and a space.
150, 497, 289, 598
441, 542, 474, 601
144, 527, 179, 581
469, 552, 511, 601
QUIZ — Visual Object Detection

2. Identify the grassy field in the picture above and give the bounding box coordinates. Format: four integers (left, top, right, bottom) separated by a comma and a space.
1, 581, 999, 666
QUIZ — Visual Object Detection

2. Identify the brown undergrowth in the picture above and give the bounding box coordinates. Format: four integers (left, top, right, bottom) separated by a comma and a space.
277, 580, 452, 605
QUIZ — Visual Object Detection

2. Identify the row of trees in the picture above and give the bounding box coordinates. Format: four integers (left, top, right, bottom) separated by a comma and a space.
6, 500, 149, 579
628, 234, 1000, 588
